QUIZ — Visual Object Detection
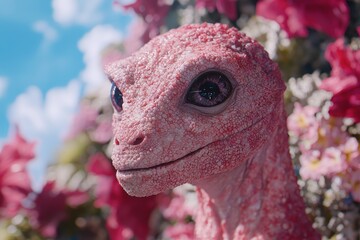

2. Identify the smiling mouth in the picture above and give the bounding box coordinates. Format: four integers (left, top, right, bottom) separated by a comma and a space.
117, 144, 209, 173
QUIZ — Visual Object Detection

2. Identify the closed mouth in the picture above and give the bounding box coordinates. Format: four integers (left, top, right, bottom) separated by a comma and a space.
116, 108, 276, 174
117, 144, 209, 173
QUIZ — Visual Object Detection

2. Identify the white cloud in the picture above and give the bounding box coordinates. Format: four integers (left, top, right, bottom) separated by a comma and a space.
33, 21, 58, 46
0, 76, 8, 98
52, 0, 103, 26
8, 80, 81, 190
78, 25, 122, 94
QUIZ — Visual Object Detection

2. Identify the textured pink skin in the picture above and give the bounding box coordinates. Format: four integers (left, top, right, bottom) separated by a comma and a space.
106, 23, 320, 239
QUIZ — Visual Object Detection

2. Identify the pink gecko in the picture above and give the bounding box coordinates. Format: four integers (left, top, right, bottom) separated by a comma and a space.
106, 23, 320, 239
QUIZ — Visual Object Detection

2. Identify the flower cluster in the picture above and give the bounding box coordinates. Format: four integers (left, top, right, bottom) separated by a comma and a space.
286, 71, 360, 238
195, 0, 238, 20
0, 130, 34, 218
288, 104, 360, 200
87, 152, 158, 240
114, 0, 171, 43
320, 30, 360, 123
159, 185, 197, 240
0, 131, 91, 239
256, 0, 349, 38
26, 181, 89, 237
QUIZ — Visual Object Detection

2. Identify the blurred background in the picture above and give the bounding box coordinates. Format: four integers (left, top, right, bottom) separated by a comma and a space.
0, 0, 360, 239
0, 0, 132, 188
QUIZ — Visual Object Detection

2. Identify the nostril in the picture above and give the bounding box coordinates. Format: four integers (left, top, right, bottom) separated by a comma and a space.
130, 135, 145, 145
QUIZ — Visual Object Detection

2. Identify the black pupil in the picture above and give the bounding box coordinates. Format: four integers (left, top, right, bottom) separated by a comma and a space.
114, 87, 123, 106
111, 83, 123, 111
185, 71, 232, 108
199, 81, 220, 100
114, 88, 122, 105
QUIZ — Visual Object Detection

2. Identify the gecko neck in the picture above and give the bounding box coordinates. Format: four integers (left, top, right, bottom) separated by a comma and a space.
193, 114, 320, 240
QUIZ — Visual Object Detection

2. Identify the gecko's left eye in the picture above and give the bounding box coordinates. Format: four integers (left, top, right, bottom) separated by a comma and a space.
185, 71, 233, 107
110, 82, 123, 112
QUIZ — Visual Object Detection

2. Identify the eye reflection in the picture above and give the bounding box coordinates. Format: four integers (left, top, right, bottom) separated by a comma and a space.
111, 82, 123, 112
185, 71, 232, 107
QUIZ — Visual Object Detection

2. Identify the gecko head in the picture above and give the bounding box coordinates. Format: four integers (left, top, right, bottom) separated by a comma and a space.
106, 23, 285, 197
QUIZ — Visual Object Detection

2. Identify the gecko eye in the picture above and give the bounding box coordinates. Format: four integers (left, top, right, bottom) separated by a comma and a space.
185, 71, 232, 107
110, 82, 123, 112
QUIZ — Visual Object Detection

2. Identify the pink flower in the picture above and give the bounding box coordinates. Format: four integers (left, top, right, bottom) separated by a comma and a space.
320, 39, 360, 94
163, 222, 195, 240
118, 0, 170, 43
342, 137, 360, 169
320, 147, 347, 176
256, 0, 349, 38
0, 130, 34, 217
89, 118, 113, 144
328, 87, 360, 123
319, 75, 358, 96
299, 150, 324, 180
66, 102, 98, 139
299, 118, 348, 152
162, 193, 196, 222
26, 181, 89, 237
195, 0, 238, 20
87, 153, 158, 240
299, 147, 348, 179
287, 102, 318, 138
160, 191, 196, 240
320, 38, 360, 122
67, 102, 113, 143
123, 18, 149, 54
87, 153, 115, 207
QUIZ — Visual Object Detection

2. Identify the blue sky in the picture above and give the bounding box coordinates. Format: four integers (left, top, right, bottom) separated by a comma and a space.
0, 0, 133, 189
0, 0, 132, 137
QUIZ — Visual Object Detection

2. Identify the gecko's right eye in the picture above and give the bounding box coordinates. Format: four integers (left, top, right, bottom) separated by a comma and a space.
111, 83, 123, 112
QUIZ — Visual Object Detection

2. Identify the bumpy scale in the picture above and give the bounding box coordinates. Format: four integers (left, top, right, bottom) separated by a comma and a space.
106, 23, 320, 240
